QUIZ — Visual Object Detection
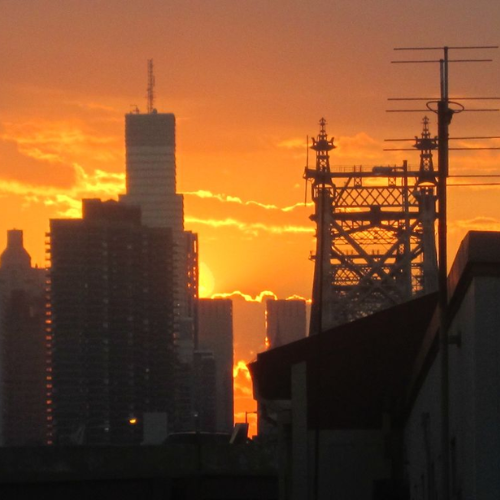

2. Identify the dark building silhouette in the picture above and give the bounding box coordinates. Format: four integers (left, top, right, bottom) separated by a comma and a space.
265, 299, 306, 349
172, 231, 199, 432
0, 230, 45, 446
47, 199, 174, 445
193, 350, 217, 432
185, 231, 199, 341
197, 299, 233, 433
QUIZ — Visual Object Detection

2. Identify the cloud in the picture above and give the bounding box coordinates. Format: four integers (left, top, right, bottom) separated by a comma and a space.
0, 137, 77, 188
214, 290, 278, 302
183, 189, 312, 212
285, 294, 312, 303
185, 216, 314, 236
64, 100, 117, 113
72, 164, 125, 196
277, 132, 382, 158
448, 179, 500, 190
336, 132, 380, 152
282, 201, 313, 212
0, 163, 125, 218
211, 290, 310, 302
277, 138, 308, 150
277, 131, 403, 167
233, 360, 251, 379
0, 115, 126, 216
0, 119, 122, 164
233, 360, 253, 397
234, 385, 253, 397
450, 216, 500, 232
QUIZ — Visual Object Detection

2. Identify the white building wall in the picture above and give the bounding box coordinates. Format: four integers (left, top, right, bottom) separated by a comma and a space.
448, 281, 477, 499
405, 274, 500, 500
471, 277, 500, 499
448, 276, 500, 499
404, 352, 442, 499
289, 362, 391, 500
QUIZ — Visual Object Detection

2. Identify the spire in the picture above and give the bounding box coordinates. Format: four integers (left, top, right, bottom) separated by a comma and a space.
414, 116, 438, 185
311, 118, 336, 176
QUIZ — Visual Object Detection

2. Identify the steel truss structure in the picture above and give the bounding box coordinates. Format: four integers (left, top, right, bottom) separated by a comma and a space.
306, 118, 438, 333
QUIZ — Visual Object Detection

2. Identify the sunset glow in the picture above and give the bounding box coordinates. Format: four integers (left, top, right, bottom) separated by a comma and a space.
198, 262, 215, 298
1, 0, 499, 437
233, 360, 257, 436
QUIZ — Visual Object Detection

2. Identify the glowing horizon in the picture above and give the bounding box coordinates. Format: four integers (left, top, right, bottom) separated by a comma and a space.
1, 0, 499, 436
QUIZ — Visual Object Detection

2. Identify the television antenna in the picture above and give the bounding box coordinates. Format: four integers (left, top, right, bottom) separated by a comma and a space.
387, 44, 498, 500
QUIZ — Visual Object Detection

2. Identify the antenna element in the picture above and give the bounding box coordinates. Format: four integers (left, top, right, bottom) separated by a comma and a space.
147, 59, 155, 114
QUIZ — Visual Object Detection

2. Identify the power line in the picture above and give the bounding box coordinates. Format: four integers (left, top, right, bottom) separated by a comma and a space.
449, 174, 500, 178
449, 183, 500, 187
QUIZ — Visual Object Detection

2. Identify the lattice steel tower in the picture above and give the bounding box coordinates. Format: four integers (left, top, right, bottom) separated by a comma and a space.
306, 117, 438, 334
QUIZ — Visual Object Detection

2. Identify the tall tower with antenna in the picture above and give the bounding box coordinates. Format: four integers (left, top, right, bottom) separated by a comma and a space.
122, 60, 180, 230
120, 61, 199, 432
305, 118, 438, 334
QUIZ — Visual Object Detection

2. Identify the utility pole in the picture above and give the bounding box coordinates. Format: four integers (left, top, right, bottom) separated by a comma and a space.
437, 47, 453, 500
391, 44, 498, 500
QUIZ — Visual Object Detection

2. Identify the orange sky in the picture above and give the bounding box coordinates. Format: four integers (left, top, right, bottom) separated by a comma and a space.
1, 1, 500, 431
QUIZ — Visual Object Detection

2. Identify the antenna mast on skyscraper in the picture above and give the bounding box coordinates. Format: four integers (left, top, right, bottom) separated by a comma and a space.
147, 59, 155, 113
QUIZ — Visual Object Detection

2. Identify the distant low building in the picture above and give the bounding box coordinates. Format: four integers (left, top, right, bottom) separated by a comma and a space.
265, 299, 306, 349
0, 230, 46, 446
197, 299, 234, 433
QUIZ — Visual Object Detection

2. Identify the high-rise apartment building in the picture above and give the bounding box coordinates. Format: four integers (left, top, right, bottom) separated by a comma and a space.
0, 230, 45, 446
47, 199, 174, 445
197, 299, 233, 433
265, 299, 307, 349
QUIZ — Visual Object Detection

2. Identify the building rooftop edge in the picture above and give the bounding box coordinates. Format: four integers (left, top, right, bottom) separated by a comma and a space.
447, 230, 500, 314
404, 230, 500, 422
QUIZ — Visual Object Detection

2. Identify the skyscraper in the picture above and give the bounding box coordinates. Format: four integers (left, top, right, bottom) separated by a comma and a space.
47, 199, 174, 445
120, 65, 199, 431
197, 299, 234, 433
0, 230, 45, 446
265, 299, 307, 349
